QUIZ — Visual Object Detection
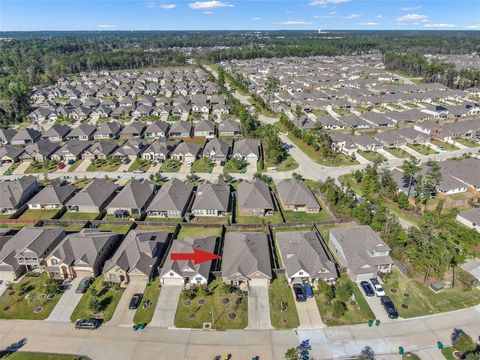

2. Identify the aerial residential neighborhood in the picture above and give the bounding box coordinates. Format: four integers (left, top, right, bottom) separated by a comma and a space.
0, 4, 480, 360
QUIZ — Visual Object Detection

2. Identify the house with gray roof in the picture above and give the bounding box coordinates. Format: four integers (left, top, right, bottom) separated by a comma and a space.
67, 123, 96, 141
41, 124, 71, 142
103, 230, 171, 284
395, 128, 429, 144
203, 138, 230, 164
159, 236, 217, 285
120, 121, 146, 139
315, 115, 346, 130
144, 121, 170, 138
10, 128, 41, 145
276, 230, 337, 284
142, 139, 175, 162
277, 179, 320, 213
51, 139, 90, 162
232, 138, 259, 164
456, 208, 480, 232
0, 227, 66, 281
94, 122, 122, 140
237, 180, 274, 217
192, 180, 230, 217
330, 225, 393, 281
146, 178, 193, 219
106, 179, 155, 218
0, 128, 17, 145
0, 176, 39, 214
46, 229, 121, 279
82, 141, 117, 160
218, 119, 240, 137
339, 114, 371, 129
194, 120, 216, 138
171, 141, 201, 165
169, 120, 192, 138
221, 232, 272, 288
0, 145, 25, 163
113, 139, 146, 161
27, 183, 76, 210
361, 112, 395, 128
374, 131, 407, 148
66, 179, 118, 213
19, 139, 59, 163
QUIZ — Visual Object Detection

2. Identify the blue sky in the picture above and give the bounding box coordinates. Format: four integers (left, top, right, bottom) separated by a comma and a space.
1, 0, 479, 31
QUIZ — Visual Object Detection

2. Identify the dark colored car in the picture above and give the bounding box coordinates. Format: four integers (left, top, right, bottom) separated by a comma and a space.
129, 293, 143, 310
360, 281, 375, 297
303, 283, 314, 298
75, 277, 94, 294
380, 296, 398, 319
293, 283, 306, 302
75, 319, 101, 330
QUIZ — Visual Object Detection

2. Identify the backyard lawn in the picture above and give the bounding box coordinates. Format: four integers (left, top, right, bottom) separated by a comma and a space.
160, 159, 182, 172
269, 276, 300, 329
384, 147, 411, 159
24, 160, 59, 174
382, 270, 480, 318
235, 208, 283, 225
70, 277, 124, 322
128, 158, 151, 172
454, 137, 479, 148
19, 209, 59, 220
133, 278, 161, 324
61, 212, 98, 220
191, 157, 214, 173
282, 208, 334, 223
135, 224, 177, 233
97, 223, 132, 234
357, 150, 387, 163
430, 139, 459, 151
87, 158, 122, 172
407, 143, 436, 155
0, 352, 88, 360
174, 279, 248, 329
176, 226, 222, 240
314, 275, 374, 326
0, 273, 64, 320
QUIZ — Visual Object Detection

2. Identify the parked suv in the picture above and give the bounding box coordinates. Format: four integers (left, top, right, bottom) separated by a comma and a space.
303, 283, 314, 298
75, 319, 101, 330
129, 293, 143, 310
75, 277, 94, 294
380, 296, 398, 319
360, 281, 375, 297
369, 278, 386, 297
293, 283, 306, 302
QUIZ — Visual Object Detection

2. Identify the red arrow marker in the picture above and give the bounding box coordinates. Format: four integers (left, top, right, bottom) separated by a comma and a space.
170, 249, 221, 265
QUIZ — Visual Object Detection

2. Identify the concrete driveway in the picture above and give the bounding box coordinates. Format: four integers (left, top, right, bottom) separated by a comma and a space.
292, 290, 325, 329
12, 161, 31, 175
109, 281, 146, 326
246, 285, 272, 330
149, 284, 182, 328
46, 277, 84, 322
0, 163, 11, 176
355, 282, 397, 323
246, 161, 257, 174
75, 159, 91, 172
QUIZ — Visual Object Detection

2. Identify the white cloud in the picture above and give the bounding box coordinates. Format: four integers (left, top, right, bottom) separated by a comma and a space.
147, 2, 177, 9
424, 23, 457, 28
252, 17, 262, 21
313, 14, 334, 19
279, 20, 313, 25
466, 24, 480, 29
395, 14, 428, 22
401, 6, 421, 11
203, 11, 213, 14
343, 13, 360, 19
376, 14, 382, 18
310, 0, 351, 6
329, 11, 337, 15
358, 22, 379, 26
189, 1, 233, 9
97, 24, 117, 29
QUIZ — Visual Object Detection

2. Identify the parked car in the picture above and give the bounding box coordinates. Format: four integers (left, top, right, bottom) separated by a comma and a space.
133, 170, 145, 173
75, 277, 94, 294
380, 296, 398, 319
360, 281, 375, 297
293, 283, 306, 302
58, 162, 65, 169
369, 278, 386, 297
129, 293, 143, 310
303, 283, 314, 298
75, 318, 101, 330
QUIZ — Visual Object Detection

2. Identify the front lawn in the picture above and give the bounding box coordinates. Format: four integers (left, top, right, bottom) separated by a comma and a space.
430, 139, 459, 151
24, 160, 59, 174
128, 158, 151, 172
382, 269, 480, 318
268, 155, 299, 172
133, 278, 161, 324
384, 147, 411, 159
4, 162, 20, 175
87, 158, 122, 172
407, 143, 436, 155
314, 275, 374, 326
357, 150, 387, 163
0, 273, 64, 320
223, 159, 247, 174
454, 137, 479, 148
66, 160, 82, 172
70, 277, 124, 322
0, 352, 88, 360
19, 209, 59, 220
191, 157, 214, 173
177, 226, 222, 240
160, 159, 182, 172
269, 275, 300, 329
441, 347, 456, 360
61, 212, 98, 220
174, 279, 248, 329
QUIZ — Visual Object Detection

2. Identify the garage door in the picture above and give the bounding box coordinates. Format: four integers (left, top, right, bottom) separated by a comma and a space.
249, 278, 269, 287
356, 273, 375, 282
74, 270, 93, 279
0, 271, 15, 282
162, 277, 184, 285
128, 274, 148, 284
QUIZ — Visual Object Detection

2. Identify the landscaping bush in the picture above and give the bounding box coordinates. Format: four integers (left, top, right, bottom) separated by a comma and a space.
332, 300, 347, 317
452, 329, 477, 356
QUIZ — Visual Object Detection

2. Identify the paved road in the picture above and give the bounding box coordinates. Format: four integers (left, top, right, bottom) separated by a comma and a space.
149, 284, 182, 328
46, 277, 83, 322
247, 285, 272, 330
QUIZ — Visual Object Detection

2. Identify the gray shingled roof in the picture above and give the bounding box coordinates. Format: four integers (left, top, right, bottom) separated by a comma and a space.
0, 176, 38, 209
172, 142, 201, 157
147, 178, 193, 213
458, 208, 480, 226
277, 179, 319, 209
237, 180, 274, 211
66, 179, 118, 208
203, 138, 230, 158
28, 183, 76, 206
233, 138, 259, 157
107, 179, 154, 210
192, 180, 230, 212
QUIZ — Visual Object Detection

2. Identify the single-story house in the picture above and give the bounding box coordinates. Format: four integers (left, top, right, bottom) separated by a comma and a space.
106, 179, 155, 218
276, 179, 320, 213
66, 179, 118, 213
237, 180, 274, 217
146, 178, 193, 219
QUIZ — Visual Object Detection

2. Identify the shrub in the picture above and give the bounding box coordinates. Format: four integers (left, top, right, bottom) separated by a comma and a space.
332, 300, 347, 317
453, 331, 476, 355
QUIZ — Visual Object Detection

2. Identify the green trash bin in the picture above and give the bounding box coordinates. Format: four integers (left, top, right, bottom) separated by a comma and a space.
375, 319, 380, 326
437, 341, 444, 350
399, 346, 404, 355
368, 320, 373, 327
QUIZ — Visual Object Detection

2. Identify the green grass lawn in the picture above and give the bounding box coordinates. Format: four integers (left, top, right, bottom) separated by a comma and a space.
282, 209, 334, 223
160, 159, 182, 172
269, 275, 300, 329
128, 158, 151, 172
0, 352, 88, 360
430, 139, 459, 151
60, 212, 98, 220
384, 147, 411, 159
133, 278, 161, 324
314, 275, 374, 326
66, 160, 82, 172
338, 174, 363, 195
454, 137, 479, 148
4, 162, 20, 175
441, 348, 456, 360
223, 159, 247, 174
19, 209, 59, 220
191, 157, 214, 173
357, 150, 387, 163
382, 269, 480, 318
74, 178, 93, 188
24, 160, 59, 174
177, 226, 222, 240
70, 277, 124, 322
333, 108, 351, 116
407, 143, 436, 155
174, 279, 248, 329
135, 224, 176, 232
190, 216, 230, 225
268, 155, 299, 172
144, 216, 182, 223
235, 208, 283, 225
87, 158, 121, 172
0, 273, 64, 320
97, 223, 132, 234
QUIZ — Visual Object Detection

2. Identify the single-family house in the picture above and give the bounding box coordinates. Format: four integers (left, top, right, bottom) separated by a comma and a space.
237, 180, 274, 216
171, 141, 201, 165
82, 141, 117, 160
0, 176, 39, 214
191, 180, 230, 217
202, 138, 230, 165
10, 128, 41, 145
41, 124, 71, 142
106, 179, 155, 218
146, 178, 193, 219
277, 179, 320, 213
169, 120, 192, 138
51, 140, 90, 163
144, 121, 169, 138
66, 179, 118, 213
67, 123, 96, 141
232, 138, 259, 164
93, 122, 122, 140
456, 208, 480, 232
218, 120, 240, 137
18, 139, 59, 163
27, 183, 76, 210
0, 145, 24, 163
120, 121, 146, 139
194, 120, 216, 138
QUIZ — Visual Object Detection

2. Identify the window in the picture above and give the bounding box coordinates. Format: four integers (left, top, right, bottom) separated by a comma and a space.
170, 272, 174, 276
51, 259, 58, 265
299, 271, 303, 276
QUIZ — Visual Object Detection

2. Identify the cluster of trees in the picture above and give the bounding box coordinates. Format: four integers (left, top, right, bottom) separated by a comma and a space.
318, 278, 355, 318
383, 52, 480, 89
